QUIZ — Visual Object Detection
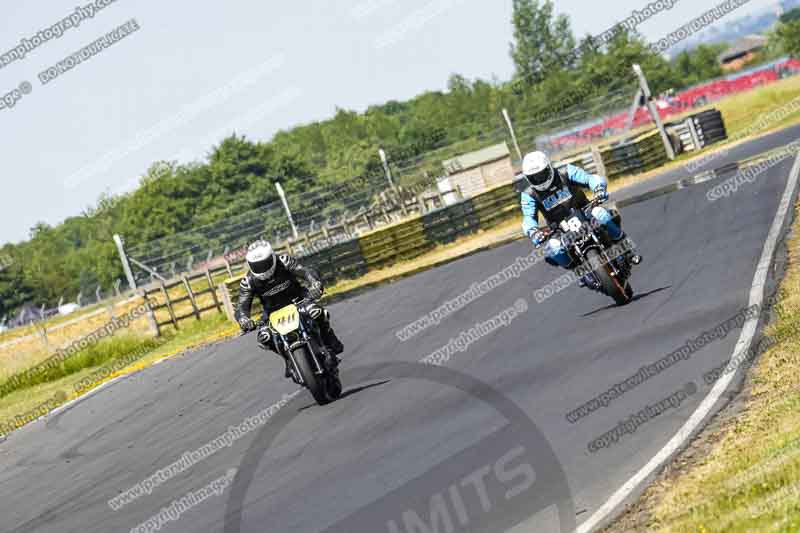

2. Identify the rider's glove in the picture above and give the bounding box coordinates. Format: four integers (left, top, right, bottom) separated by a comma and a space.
238, 316, 256, 332
530, 229, 547, 248
307, 281, 324, 300
593, 186, 609, 203
256, 326, 271, 346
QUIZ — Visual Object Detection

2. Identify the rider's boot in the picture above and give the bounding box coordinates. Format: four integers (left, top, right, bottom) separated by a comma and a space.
283, 356, 293, 380
613, 231, 643, 265
321, 325, 344, 368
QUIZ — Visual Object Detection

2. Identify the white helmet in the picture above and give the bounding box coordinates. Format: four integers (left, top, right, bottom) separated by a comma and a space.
522, 151, 555, 192
246, 240, 276, 281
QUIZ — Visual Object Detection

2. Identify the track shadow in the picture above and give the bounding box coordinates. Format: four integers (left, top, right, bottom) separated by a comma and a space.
298, 379, 392, 411
581, 285, 672, 318
340, 379, 392, 400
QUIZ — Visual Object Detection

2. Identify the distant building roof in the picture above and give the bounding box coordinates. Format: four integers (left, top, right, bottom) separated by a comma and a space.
443, 142, 510, 174
719, 34, 768, 64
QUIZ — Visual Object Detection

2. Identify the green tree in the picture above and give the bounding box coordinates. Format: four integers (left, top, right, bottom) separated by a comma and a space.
0, 245, 34, 319
673, 44, 726, 87
509, 0, 576, 86
775, 19, 800, 58
780, 7, 800, 24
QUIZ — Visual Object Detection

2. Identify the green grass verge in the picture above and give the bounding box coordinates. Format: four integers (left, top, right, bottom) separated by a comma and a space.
0, 334, 164, 398
0, 313, 235, 436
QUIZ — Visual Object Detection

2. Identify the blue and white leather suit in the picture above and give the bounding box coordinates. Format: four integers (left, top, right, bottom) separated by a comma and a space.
521, 164, 622, 268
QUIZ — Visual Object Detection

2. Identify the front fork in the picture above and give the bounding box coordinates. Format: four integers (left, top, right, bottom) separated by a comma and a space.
574, 242, 628, 293
296, 321, 329, 374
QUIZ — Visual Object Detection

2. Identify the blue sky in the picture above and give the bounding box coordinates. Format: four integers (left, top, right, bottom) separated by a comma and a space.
0, 0, 780, 245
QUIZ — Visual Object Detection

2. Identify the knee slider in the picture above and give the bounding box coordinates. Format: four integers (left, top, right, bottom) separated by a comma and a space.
591, 206, 612, 225
257, 327, 271, 346
307, 303, 323, 320
547, 237, 563, 255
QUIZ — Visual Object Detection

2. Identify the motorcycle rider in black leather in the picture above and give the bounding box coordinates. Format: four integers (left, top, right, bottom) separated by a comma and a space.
235, 240, 344, 378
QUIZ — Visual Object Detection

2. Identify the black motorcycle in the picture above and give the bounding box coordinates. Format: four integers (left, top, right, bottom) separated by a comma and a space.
541, 198, 638, 305
251, 298, 343, 405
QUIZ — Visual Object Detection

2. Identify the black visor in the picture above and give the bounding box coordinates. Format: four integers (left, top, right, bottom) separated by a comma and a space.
526, 166, 553, 187
249, 254, 276, 275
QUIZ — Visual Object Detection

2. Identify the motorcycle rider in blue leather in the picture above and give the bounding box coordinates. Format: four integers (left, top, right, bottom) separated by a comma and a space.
520, 151, 641, 277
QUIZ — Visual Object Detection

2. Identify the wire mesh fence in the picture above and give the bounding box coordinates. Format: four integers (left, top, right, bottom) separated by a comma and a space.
122, 80, 655, 286
515, 81, 646, 157
125, 200, 293, 284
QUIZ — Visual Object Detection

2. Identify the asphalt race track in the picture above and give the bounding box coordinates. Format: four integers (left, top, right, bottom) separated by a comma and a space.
1, 131, 798, 532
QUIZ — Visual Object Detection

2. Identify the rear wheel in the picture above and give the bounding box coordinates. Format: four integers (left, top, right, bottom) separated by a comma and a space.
624, 282, 634, 300
586, 249, 633, 306
292, 346, 332, 405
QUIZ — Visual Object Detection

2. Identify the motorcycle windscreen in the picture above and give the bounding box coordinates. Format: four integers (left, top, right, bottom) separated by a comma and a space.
269, 304, 300, 335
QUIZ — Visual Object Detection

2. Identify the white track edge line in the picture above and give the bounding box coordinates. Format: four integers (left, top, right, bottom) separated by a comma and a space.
576, 153, 800, 533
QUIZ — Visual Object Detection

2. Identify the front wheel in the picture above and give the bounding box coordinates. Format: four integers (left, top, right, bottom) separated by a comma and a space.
585, 249, 633, 306
327, 375, 343, 400
292, 346, 330, 405
292, 346, 340, 405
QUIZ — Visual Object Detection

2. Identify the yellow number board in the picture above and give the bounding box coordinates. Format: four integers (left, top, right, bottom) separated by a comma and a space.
269, 304, 300, 336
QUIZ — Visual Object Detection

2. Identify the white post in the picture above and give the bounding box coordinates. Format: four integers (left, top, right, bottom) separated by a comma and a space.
502, 108, 524, 161
686, 116, 703, 151
633, 64, 675, 160
275, 181, 299, 240
379, 149, 398, 193
113, 234, 137, 290
625, 89, 644, 132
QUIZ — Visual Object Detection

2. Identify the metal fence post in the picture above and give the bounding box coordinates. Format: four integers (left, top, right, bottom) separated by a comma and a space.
502, 108, 524, 162
114, 234, 137, 290
633, 64, 675, 160
275, 181, 299, 240
379, 148, 398, 194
